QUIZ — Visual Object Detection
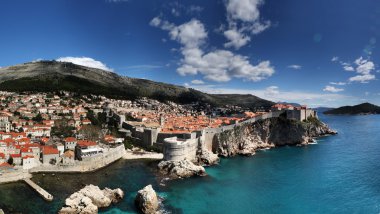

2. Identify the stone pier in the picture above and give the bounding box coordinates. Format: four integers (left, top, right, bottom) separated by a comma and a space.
24, 178, 53, 201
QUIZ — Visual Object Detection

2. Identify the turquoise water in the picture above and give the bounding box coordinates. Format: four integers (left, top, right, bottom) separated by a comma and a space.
1, 115, 380, 213
161, 115, 380, 213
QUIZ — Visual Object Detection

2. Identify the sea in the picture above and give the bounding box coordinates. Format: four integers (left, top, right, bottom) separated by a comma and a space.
1, 114, 380, 214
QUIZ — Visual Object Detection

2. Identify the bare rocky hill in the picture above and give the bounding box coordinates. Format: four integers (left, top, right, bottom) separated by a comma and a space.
0, 60, 274, 109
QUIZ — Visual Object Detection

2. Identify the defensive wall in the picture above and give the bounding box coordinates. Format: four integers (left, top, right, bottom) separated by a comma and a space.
121, 109, 316, 161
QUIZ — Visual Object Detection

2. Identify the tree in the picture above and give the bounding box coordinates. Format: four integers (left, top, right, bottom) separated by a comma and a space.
32, 113, 43, 123
7, 156, 13, 165
79, 125, 103, 141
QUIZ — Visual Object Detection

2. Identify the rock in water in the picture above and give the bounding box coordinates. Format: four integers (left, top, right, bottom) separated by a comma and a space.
158, 159, 206, 179
59, 184, 124, 214
197, 148, 219, 166
135, 185, 159, 214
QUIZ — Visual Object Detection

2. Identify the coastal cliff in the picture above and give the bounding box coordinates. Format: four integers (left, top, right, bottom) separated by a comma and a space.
213, 116, 336, 157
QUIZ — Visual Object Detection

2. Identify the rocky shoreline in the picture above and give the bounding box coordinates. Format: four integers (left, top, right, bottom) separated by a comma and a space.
157, 117, 337, 179
212, 117, 337, 157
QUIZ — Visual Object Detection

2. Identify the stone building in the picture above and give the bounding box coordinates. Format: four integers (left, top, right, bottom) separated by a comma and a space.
62, 150, 75, 165
42, 146, 59, 165
64, 137, 77, 150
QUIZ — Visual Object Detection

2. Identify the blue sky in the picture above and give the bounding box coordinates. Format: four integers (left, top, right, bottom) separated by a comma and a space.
1, 0, 380, 107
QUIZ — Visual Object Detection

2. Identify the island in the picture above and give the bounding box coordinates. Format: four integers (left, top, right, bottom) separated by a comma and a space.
324, 102, 380, 115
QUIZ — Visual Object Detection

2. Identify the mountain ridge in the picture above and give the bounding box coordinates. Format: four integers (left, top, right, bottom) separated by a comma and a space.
0, 61, 274, 110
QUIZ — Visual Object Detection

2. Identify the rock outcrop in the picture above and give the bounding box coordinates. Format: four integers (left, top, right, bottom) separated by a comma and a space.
197, 147, 219, 166
59, 185, 124, 214
158, 160, 206, 179
135, 185, 159, 214
213, 117, 336, 157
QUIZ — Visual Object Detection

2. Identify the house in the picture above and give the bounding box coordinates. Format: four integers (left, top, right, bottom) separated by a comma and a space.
21, 147, 33, 158
42, 146, 59, 165
77, 140, 102, 158
23, 155, 39, 170
81, 119, 91, 125
62, 150, 75, 165
64, 137, 77, 150
10, 153, 22, 165
0, 113, 10, 132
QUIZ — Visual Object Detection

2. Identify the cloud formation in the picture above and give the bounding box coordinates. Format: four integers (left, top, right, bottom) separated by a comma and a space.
191, 79, 205, 85
329, 82, 346, 86
56, 57, 113, 72
332, 56, 376, 83
323, 85, 344, 93
223, 0, 270, 49
288, 64, 302, 70
151, 17, 274, 82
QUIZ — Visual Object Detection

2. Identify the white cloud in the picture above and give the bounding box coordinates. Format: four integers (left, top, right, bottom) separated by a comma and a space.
331, 56, 339, 62
349, 74, 375, 83
288, 64, 302, 70
365, 91, 370, 96
56, 57, 113, 72
333, 56, 376, 83
265, 86, 279, 96
191, 79, 205, 85
168, 19, 207, 49
355, 57, 375, 75
323, 85, 344, 93
329, 82, 346, 86
343, 65, 355, 71
226, 0, 262, 22
149, 17, 161, 27
151, 18, 274, 82
223, 0, 270, 49
224, 28, 251, 49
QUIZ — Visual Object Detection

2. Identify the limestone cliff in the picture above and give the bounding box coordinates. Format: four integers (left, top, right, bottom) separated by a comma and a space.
213, 117, 336, 157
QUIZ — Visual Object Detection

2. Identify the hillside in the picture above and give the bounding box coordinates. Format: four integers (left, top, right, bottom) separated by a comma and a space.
324, 103, 380, 115
0, 61, 274, 109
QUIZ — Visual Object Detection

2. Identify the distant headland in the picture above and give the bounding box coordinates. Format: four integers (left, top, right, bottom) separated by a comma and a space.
324, 103, 380, 115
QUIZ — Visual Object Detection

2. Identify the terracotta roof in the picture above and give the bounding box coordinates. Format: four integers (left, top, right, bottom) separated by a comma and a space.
65, 137, 77, 142
0, 162, 12, 168
77, 140, 97, 147
63, 150, 75, 158
10, 154, 21, 158
42, 146, 59, 155
23, 155, 34, 159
